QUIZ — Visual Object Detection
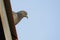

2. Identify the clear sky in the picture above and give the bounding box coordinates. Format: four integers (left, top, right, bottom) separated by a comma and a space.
10, 0, 60, 40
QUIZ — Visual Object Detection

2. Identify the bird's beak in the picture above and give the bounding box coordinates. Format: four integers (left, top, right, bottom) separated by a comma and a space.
26, 16, 28, 19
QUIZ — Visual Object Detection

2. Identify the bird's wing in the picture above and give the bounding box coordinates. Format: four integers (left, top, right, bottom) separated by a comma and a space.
12, 12, 19, 25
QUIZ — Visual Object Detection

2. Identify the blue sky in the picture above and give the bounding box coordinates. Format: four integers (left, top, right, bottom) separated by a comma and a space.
10, 0, 60, 40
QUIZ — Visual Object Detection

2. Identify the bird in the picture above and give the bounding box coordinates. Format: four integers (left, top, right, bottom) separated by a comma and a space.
12, 10, 28, 25
0, 10, 28, 25
11, 11, 28, 39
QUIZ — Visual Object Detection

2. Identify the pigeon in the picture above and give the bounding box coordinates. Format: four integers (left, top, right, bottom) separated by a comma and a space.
0, 10, 28, 25
12, 10, 28, 25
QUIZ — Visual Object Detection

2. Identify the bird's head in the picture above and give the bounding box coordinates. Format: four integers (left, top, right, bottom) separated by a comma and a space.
18, 11, 28, 18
